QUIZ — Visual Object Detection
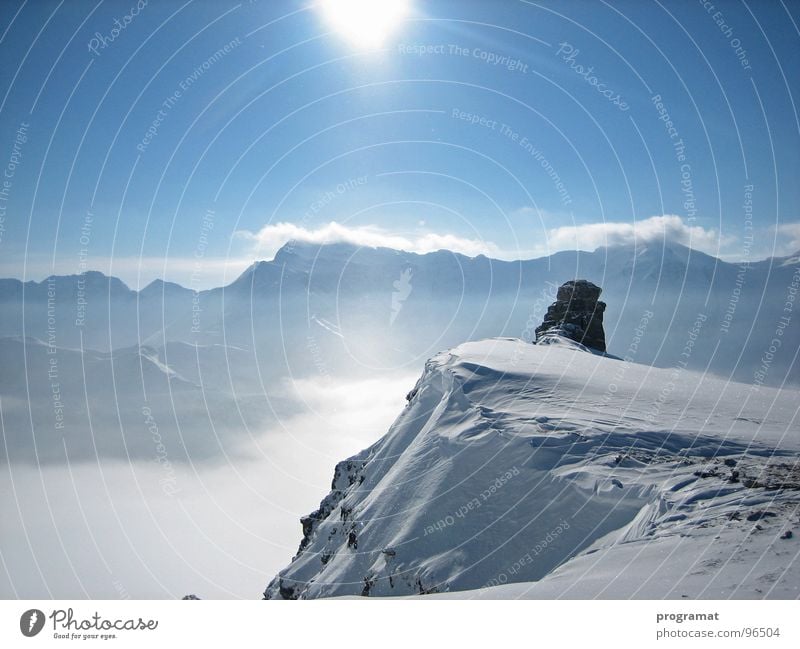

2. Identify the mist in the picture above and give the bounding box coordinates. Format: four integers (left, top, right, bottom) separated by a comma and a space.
0, 373, 416, 599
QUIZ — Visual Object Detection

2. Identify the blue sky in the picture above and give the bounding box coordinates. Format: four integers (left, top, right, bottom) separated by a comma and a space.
0, 0, 798, 287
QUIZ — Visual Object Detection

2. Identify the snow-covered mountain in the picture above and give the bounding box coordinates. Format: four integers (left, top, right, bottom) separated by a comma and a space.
265, 337, 800, 599
1, 240, 796, 384
1, 240, 797, 463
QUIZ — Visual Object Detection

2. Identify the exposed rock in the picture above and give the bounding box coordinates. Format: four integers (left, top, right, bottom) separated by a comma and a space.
278, 580, 298, 600
264, 454, 368, 599
294, 458, 366, 557
361, 573, 376, 596
535, 279, 607, 351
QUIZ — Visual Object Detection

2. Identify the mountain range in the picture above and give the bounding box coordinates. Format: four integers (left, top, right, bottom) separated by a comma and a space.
1, 240, 797, 463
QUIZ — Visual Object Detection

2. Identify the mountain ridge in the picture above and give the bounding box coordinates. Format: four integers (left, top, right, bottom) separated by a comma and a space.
1, 239, 797, 386
1, 240, 797, 293
264, 336, 800, 599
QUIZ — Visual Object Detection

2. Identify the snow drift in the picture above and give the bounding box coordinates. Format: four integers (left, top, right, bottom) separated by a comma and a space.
265, 337, 799, 599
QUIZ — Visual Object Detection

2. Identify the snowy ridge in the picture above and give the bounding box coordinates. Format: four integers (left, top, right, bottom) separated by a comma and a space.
265, 337, 799, 599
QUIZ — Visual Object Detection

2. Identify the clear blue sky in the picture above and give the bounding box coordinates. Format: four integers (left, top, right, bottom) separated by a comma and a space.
0, 0, 798, 287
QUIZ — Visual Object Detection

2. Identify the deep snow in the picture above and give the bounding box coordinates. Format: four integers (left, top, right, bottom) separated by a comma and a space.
265, 337, 800, 599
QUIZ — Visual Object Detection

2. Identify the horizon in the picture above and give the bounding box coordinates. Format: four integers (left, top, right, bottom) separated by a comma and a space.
1, 2, 798, 289
2, 235, 795, 290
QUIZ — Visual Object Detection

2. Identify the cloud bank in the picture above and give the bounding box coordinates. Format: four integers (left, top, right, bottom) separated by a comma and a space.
12, 217, 794, 291
238, 215, 747, 262
541, 214, 730, 256
775, 223, 800, 255
236, 221, 499, 258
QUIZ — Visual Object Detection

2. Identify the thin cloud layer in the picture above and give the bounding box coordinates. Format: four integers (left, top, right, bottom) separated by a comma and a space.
236, 221, 499, 259
238, 216, 735, 262
536, 216, 800, 260
542, 215, 728, 255
12, 217, 793, 292
775, 223, 800, 255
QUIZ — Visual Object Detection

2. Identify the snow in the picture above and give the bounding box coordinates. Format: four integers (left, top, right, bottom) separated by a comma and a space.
265, 337, 800, 599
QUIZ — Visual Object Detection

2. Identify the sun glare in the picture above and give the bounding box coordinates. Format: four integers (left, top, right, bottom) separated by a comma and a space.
319, 0, 409, 49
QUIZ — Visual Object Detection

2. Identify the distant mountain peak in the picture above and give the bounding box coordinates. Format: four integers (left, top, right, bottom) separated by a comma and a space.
139, 278, 186, 295
273, 239, 366, 261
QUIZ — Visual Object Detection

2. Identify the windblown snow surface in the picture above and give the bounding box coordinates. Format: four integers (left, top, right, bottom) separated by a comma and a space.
265, 337, 800, 599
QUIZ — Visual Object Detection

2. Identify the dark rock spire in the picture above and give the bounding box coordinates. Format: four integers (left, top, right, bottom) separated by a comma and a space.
535, 280, 607, 352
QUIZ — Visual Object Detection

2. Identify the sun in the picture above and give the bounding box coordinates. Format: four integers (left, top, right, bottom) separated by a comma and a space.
319, 0, 409, 49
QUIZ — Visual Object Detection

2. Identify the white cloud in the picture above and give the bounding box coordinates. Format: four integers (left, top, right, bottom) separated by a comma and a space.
236, 221, 500, 259
775, 223, 800, 254
541, 214, 730, 256
10, 217, 795, 293
237, 216, 744, 264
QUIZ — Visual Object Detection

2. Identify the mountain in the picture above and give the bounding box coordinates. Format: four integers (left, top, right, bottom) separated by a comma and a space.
264, 337, 800, 599
1, 240, 797, 463
0, 240, 796, 385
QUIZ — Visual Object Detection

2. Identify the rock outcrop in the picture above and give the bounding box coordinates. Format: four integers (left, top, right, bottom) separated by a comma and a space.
535, 280, 606, 351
